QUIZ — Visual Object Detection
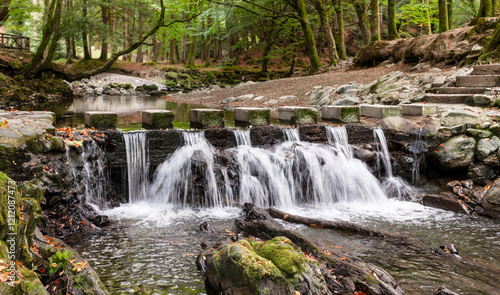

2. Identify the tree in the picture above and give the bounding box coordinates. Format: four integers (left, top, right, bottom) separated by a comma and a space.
332, 0, 346, 59
471, 0, 493, 25
353, 0, 370, 45
370, 0, 380, 41
311, 0, 339, 65
0, 0, 12, 25
438, 0, 448, 32
387, 0, 399, 39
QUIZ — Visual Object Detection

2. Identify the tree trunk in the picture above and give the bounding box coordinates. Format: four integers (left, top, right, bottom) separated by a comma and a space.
333, 0, 346, 59
354, 1, 371, 45
438, 0, 449, 32
169, 39, 175, 64
289, 0, 321, 73
387, 0, 399, 40
187, 35, 197, 67
34, 0, 63, 76
482, 20, 500, 56
288, 26, 298, 76
71, 36, 77, 59
21, 0, 60, 77
261, 40, 272, 74
447, 0, 453, 29
136, 2, 144, 63
82, 0, 91, 60
370, 0, 381, 42
0, 0, 12, 26
99, 0, 109, 61
424, 0, 432, 34
312, 0, 338, 65
494, 0, 500, 15
65, 37, 72, 64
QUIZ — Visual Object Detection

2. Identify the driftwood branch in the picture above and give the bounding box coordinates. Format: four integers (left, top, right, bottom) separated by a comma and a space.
267, 207, 410, 240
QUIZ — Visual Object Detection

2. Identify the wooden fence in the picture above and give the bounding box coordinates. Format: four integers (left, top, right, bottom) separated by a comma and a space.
0, 33, 30, 51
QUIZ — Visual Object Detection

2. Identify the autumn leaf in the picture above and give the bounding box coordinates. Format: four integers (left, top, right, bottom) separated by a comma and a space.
72, 261, 88, 273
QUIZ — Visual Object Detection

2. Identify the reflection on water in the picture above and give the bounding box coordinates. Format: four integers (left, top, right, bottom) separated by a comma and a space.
67, 202, 500, 295
21, 95, 234, 130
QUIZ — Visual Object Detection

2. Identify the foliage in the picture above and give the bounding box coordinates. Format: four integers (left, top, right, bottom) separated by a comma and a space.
48, 250, 73, 276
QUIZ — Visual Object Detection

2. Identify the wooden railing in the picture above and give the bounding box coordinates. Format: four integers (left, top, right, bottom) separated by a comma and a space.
0, 33, 30, 51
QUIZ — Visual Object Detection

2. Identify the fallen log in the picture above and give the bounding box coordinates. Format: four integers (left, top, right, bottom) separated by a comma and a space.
268, 207, 410, 240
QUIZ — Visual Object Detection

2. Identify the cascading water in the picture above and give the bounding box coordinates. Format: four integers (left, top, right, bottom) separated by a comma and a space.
148, 132, 226, 207
409, 129, 428, 186
124, 131, 149, 203
283, 128, 300, 142
373, 128, 413, 199
66, 139, 107, 209
326, 125, 351, 157
234, 129, 251, 146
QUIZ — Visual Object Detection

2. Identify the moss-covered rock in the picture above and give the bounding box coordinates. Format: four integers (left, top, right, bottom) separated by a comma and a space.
432, 135, 477, 170
200, 237, 329, 295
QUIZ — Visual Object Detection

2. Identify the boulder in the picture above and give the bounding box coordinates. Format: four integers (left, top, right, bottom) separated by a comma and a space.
335, 82, 358, 94
422, 194, 469, 214
236, 94, 255, 101
467, 163, 495, 185
441, 110, 480, 127
476, 136, 500, 160
479, 178, 500, 218
199, 237, 330, 295
308, 86, 333, 106
331, 95, 360, 106
432, 135, 476, 170
473, 94, 495, 106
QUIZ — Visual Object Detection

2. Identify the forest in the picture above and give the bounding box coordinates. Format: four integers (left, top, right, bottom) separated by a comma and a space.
0, 0, 494, 77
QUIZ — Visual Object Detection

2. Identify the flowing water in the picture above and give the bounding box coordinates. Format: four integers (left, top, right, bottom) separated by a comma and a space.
67, 126, 500, 295
374, 128, 413, 200
124, 131, 149, 203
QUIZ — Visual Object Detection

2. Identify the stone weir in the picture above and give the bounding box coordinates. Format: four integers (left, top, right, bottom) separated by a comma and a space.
93, 123, 378, 204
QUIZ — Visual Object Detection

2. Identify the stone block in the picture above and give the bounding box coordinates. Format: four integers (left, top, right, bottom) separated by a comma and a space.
278, 106, 318, 125
455, 75, 500, 87
84, 111, 117, 129
234, 107, 270, 127
142, 110, 174, 129
401, 104, 439, 116
360, 104, 401, 118
321, 106, 360, 123
190, 109, 224, 129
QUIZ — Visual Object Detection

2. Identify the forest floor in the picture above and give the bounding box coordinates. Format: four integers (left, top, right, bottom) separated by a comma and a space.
165, 63, 412, 108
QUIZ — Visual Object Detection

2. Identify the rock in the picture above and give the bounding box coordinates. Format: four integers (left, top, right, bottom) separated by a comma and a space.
381, 117, 416, 134
476, 136, 500, 160
236, 94, 255, 101
466, 128, 492, 138
253, 96, 265, 101
209, 84, 222, 91
308, 86, 333, 106
433, 243, 460, 258
199, 237, 330, 295
473, 94, 494, 106
278, 95, 296, 100
441, 110, 480, 127
450, 124, 466, 135
479, 177, 500, 218
422, 194, 469, 213
222, 97, 236, 103
431, 76, 447, 88
432, 135, 476, 170
335, 82, 358, 94
428, 67, 442, 73
434, 286, 460, 295
331, 95, 360, 106
467, 163, 495, 185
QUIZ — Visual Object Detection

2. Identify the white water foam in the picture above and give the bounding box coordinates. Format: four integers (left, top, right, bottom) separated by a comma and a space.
124, 131, 149, 203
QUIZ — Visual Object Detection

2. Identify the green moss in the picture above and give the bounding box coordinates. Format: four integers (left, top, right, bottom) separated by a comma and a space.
201, 110, 224, 128
87, 113, 117, 130
249, 110, 270, 126
150, 112, 174, 129
49, 136, 65, 152
25, 136, 48, 154
48, 250, 73, 276
142, 84, 158, 91
251, 237, 313, 277
166, 71, 179, 79
340, 107, 361, 123
19, 180, 45, 203
293, 108, 318, 124
363, 274, 378, 285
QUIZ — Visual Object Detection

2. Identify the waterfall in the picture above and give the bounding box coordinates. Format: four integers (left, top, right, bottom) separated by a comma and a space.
283, 128, 300, 142
149, 132, 224, 207
65, 139, 107, 209
124, 131, 149, 203
234, 129, 251, 146
326, 125, 351, 157
409, 130, 428, 186
373, 128, 413, 200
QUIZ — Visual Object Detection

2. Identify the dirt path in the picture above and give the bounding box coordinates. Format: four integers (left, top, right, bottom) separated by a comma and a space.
167, 65, 409, 108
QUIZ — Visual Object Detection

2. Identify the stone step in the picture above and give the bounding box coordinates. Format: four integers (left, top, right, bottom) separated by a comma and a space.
234, 107, 270, 127
278, 106, 318, 124
423, 94, 473, 104
142, 110, 174, 129
321, 106, 360, 123
472, 64, 500, 75
401, 104, 439, 116
360, 104, 401, 118
455, 75, 500, 87
85, 111, 117, 129
434, 87, 487, 95
190, 109, 225, 129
